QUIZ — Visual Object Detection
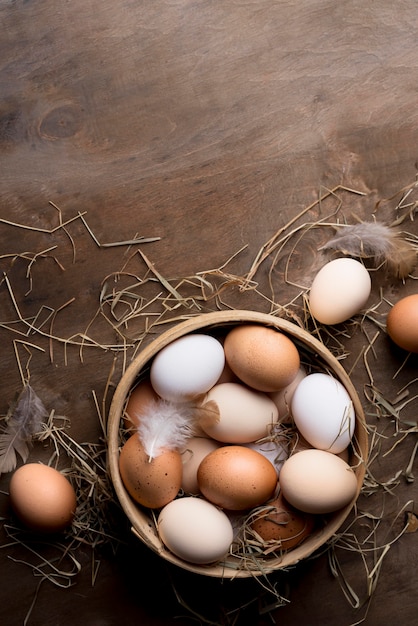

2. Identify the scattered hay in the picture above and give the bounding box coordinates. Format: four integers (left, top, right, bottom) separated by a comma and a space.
1, 182, 417, 624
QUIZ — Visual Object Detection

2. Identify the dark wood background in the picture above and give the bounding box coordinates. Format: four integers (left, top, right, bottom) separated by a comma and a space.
1, 2, 417, 625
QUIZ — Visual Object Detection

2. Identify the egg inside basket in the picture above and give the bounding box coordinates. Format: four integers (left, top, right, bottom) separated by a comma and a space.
107, 310, 368, 578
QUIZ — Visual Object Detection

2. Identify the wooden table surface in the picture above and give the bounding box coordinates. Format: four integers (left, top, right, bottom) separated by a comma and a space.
1, 2, 417, 625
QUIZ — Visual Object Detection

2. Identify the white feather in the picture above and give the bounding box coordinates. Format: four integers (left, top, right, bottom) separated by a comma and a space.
320, 222, 417, 278
137, 399, 197, 460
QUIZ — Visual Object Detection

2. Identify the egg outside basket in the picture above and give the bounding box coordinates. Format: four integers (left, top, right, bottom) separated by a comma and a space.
107, 310, 368, 578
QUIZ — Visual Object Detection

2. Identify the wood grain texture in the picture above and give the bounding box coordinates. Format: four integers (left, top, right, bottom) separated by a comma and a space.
1, 1, 417, 624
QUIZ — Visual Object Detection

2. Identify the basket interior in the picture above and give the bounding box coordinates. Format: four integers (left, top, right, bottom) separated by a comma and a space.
107, 310, 368, 578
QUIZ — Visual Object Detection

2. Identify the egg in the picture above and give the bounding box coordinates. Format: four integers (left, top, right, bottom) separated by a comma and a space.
269, 365, 307, 421
223, 324, 301, 392
309, 258, 371, 325
9, 463, 77, 533
279, 449, 358, 514
200, 382, 279, 443
386, 293, 418, 353
197, 445, 277, 510
158, 496, 234, 564
242, 428, 288, 476
181, 437, 221, 494
123, 378, 159, 429
119, 434, 182, 509
250, 493, 315, 550
150, 333, 225, 401
291, 372, 355, 454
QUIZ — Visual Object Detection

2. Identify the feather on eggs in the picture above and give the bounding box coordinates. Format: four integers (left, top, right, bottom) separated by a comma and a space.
137, 398, 200, 460
320, 222, 417, 279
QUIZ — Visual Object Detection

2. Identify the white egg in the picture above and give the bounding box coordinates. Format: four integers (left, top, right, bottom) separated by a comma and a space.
309, 258, 371, 325
157, 497, 234, 564
150, 334, 225, 401
243, 423, 288, 475
291, 373, 355, 454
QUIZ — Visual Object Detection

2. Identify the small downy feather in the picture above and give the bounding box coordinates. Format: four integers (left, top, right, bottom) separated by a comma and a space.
320, 222, 417, 279
137, 399, 198, 460
0, 384, 48, 475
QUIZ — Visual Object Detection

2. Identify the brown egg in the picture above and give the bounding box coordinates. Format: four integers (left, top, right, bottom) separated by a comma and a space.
9, 463, 77, 533
197, 445, 277, 510
223, 324, 300, 392
119, 434, 182, 509
250, 493, 315, 550
387, 294, 418, 353
123, 379, 159, 430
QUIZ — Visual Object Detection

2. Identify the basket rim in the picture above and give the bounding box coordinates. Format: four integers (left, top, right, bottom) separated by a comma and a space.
107, 310, 368, 578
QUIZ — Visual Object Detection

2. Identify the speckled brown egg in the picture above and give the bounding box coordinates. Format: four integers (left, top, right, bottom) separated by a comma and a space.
119, 434, 182, 509
197, 445, 277, 510
223, 324, 300, 392
250, 493, 315, 550
386, 294, 418, 353
9, 463, 77, 533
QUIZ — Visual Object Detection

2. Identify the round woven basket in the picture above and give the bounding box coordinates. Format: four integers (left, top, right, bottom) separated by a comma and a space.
107, 310, 368, 578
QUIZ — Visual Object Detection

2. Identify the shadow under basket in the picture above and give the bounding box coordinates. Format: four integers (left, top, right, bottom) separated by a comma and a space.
107, 310, 368, 578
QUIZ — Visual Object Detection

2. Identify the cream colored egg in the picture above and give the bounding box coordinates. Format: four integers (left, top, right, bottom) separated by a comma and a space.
309, 258, 371, 325
200, 382, 279, 443
279, 449, 358, 514
158, 497, 234, 564
269, 366, 307, 421
181, 437, 221, 494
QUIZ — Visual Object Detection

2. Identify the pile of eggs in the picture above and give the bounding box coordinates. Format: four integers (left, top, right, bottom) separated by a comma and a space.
118, 323, 359, 566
